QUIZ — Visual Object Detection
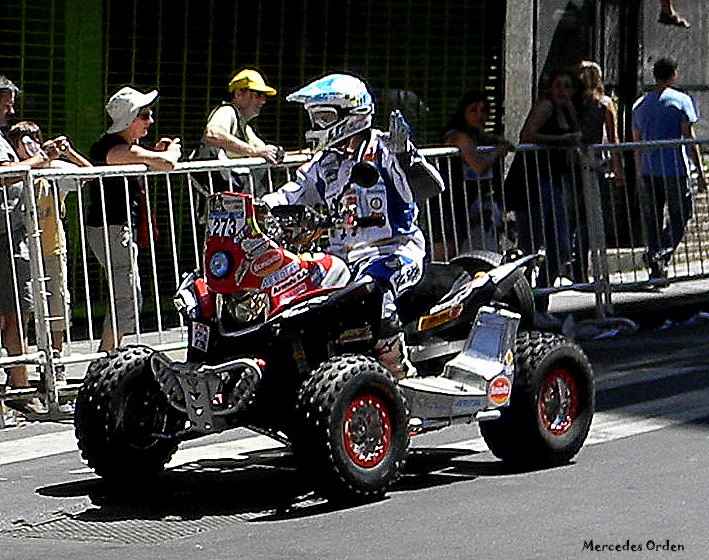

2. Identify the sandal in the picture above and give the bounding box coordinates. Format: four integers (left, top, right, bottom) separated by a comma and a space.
658, 11, 690, 28
5, 397, 48, 416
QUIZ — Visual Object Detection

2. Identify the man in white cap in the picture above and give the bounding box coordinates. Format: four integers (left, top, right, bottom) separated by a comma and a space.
197, 68, 281, 192
86, 85, 181, 351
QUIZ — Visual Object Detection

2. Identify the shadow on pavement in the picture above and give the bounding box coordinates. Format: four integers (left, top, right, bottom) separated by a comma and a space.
35, 445, 566, 527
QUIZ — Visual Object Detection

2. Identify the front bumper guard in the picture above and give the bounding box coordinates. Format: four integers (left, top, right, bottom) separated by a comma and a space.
152, 353, 262, 434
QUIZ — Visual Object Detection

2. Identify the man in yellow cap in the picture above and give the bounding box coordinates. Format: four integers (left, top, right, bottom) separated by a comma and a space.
198, 68, 281, 193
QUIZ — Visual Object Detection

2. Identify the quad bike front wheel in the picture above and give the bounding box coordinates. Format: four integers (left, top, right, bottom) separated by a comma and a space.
74, 345, 186, 482
294, 354, 409, 502
479, 330, 594, 467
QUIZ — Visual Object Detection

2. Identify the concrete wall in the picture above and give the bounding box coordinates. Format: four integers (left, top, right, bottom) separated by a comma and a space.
640, 2, 709, 138
503, 0, 594, 141
504, 0, 709, 141
503, 0, 535, 142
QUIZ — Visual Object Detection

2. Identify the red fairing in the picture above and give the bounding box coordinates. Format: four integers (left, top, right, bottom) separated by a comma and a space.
203, 192, 343, 316
193, 277, 216, 319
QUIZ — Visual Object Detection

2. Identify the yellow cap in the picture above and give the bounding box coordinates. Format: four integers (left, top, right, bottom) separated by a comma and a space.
228, 69, 277, 96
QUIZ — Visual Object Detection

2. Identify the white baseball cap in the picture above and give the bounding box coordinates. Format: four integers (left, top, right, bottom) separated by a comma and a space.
105, 86, 158, 134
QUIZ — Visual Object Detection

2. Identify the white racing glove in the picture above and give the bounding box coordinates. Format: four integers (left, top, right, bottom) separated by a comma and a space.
387, 109, 410, 155
385, 110, 445, 203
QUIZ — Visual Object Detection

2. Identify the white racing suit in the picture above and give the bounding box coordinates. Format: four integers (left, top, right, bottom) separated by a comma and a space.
263, 129, 444, 377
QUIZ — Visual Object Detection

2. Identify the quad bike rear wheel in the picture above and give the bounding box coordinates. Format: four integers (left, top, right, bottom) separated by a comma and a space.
294, 354, 409, 502
74, 345, 186, 481
451, 250, 535, 322
479, 330, 594, 467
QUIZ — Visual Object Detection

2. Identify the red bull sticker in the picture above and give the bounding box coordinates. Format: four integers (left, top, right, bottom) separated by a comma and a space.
489, 376, 512, 405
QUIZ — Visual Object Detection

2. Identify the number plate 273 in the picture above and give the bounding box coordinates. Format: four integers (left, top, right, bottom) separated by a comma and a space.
208, 212, 242, 237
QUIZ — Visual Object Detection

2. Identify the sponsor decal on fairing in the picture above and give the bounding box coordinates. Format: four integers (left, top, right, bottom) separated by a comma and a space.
251, 250, 284, 277
488, 375, 512, 405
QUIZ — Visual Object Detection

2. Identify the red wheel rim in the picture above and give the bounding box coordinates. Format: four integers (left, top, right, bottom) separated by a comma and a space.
343, 392, 392, 468
538, 368, 579, 436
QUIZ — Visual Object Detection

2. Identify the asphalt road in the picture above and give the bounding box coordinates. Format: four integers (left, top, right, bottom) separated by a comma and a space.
1, 321, 708, 560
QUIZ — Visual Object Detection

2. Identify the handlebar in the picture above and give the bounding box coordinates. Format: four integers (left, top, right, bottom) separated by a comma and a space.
269, 204, 384, 231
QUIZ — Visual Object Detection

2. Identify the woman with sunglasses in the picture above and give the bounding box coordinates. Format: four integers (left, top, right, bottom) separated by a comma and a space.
86, 86, 181, 351
509, 69, 582, 322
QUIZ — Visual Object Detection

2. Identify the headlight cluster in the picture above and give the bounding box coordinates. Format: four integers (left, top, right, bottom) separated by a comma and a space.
209, 251, 232, 279
218, 291, 269, 324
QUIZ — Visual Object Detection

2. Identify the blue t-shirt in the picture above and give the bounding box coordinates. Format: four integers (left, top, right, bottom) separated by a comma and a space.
632, 87, 698, 177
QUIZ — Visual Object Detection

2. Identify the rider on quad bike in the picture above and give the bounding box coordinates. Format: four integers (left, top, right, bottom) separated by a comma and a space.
75, 73, 594, 505
263, 72, 444, 379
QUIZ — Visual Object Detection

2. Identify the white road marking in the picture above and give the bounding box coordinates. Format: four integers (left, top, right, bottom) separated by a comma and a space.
585, 387, 709, 445
595, 363, 703, 392
436, 387, 709, 452
0, 430, 78, 467
0, 387, 706, 468
166, 435, 285, 467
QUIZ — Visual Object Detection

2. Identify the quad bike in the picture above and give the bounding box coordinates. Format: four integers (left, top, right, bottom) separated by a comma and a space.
75, 163, 595, 502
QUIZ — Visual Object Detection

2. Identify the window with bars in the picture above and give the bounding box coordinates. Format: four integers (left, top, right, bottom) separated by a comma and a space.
1, 1, 505, 150
0, 1, 67, 137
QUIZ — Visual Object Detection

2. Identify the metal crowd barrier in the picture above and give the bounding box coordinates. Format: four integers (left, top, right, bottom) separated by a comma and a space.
0, 139, 707, 423
423, 139, 709, 315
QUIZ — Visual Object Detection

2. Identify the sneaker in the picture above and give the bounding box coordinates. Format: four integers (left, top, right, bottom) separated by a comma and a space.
658, 11, 690, 28
54, 366, 68, 388
643, 252, 669, 283
5, 397, 48, 416
58, 401, 75, 414
2, 406, 18, 428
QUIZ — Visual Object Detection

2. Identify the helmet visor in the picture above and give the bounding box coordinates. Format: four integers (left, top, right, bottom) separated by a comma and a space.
307, 106, 340, 130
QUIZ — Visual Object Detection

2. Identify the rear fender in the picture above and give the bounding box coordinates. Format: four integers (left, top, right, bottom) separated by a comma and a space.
486, 254, 539, 297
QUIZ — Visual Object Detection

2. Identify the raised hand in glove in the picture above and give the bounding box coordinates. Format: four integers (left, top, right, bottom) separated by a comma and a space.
387, 109, 411, 155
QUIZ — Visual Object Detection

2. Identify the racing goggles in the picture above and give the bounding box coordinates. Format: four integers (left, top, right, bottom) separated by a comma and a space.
307, 106, 341, 130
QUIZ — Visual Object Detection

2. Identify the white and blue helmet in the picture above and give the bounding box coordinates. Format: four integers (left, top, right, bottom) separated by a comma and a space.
286, 73, 374, 149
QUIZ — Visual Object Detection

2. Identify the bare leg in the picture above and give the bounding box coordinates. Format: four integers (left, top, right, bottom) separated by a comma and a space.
3, 312, 30, 387
51, 330, 64, 355
98, 325, 123, 352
